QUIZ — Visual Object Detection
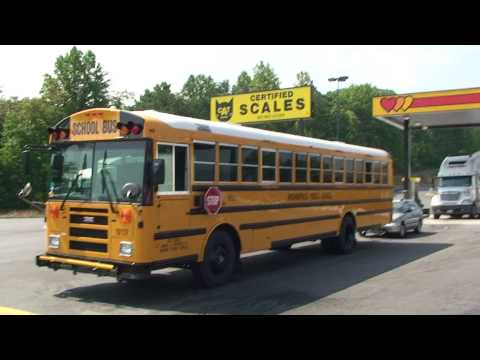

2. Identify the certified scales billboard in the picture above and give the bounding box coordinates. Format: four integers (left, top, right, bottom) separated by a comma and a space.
210, 86, 312, 124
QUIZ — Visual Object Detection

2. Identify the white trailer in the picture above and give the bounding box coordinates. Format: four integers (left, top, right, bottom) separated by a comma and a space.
431, 152, 480, 219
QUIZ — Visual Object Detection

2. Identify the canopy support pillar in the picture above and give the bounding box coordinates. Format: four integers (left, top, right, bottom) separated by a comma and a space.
404, 119, 411, 198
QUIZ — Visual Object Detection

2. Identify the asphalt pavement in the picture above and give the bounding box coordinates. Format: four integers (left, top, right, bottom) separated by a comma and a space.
1, 216, 480, 315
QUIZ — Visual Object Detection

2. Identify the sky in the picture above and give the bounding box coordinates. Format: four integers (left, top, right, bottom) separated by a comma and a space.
1, 45, 480, 100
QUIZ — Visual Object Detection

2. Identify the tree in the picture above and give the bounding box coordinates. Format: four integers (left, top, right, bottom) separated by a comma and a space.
0, 98, 59, 209
109, 90, 135, 110
179, 75, 229, 119
250, 61, 280, 91
232, 71, 252, 94
295, 71, 313, 87
135, 82, 179, 113
40, 46, 110, 117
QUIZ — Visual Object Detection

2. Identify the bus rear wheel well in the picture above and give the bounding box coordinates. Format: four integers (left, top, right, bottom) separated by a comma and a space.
210, 224, 241, 259
342, 212, 357, 231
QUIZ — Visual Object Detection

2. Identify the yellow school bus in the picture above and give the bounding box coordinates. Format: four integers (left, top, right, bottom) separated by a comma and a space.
32, 107, 393, 287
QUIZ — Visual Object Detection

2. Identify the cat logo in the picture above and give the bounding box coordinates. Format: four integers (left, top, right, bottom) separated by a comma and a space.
215, 98, 234, 122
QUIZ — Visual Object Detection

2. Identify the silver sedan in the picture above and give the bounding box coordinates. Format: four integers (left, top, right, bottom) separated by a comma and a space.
383, 199, 424, 237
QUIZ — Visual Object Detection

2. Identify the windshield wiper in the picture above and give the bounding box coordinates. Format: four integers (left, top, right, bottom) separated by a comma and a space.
101, 149, 119, 214
60, 153, 87, 210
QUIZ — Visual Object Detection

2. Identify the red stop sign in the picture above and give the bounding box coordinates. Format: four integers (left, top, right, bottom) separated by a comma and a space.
204, 187, 223, 215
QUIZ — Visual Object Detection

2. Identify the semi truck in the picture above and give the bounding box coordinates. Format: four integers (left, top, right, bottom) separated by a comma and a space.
431, 152, 480, 219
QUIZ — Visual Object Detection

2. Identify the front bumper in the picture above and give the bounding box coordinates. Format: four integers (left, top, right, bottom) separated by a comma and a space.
36, 255, 118, 277
383, 222, 401, 233
432, 204, 473, 215
36, 253, 198, 280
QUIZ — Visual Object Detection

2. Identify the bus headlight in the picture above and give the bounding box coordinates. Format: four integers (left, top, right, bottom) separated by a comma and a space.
48, 234, 60, 248
119, 241, 133, 257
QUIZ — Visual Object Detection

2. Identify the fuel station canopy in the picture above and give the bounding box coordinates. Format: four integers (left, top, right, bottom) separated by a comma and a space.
373, 87, 480, 130
372, 87, 480, 199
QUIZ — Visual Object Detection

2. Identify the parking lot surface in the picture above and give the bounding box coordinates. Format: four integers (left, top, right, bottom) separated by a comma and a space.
1, 217, 480, 315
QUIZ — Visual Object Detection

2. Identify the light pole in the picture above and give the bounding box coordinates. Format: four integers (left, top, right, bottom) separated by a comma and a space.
328, 76, 349, 141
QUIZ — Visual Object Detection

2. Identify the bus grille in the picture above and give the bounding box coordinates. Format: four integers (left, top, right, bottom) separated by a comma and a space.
70, 214, 108, 225
441, 192, 460, 201
69, 227, 108, 239
70, 240, 107, 253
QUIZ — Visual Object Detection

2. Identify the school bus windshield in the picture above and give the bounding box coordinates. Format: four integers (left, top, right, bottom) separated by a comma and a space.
48, 140, 148, 203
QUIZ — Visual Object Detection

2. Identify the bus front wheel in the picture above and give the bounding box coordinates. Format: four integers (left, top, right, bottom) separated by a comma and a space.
322, 216, 357, 255
192, 230, 237, 288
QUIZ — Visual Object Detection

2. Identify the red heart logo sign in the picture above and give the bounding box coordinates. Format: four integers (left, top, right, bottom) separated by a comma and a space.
380, 97, 397, 112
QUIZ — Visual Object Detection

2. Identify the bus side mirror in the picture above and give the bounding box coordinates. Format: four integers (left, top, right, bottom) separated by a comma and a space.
51, 153, 64, 182
152, 159, 165, 185
17, 182, 32, 199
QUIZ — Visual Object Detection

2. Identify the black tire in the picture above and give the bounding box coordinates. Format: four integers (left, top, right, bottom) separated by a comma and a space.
470, 205, 478, 219
399, 223, 407, 238
434, 214, 440, 219
192, 230, 237, 288
321, 216, 357, 255
360, 230, 367, 237
414, 219, 422, 234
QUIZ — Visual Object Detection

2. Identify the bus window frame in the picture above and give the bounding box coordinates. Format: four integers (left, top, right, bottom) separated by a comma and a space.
279, 150, 293, 183
156, 142, 190, 195
218, 143, 239, 183
309, 153, 321, 183
193, 140, 216, 184
345, 158, 355, 184
241, 145, 259, 183
295, 152, 308, 183
355, 159, 365, 184
322, 155, 333, 183
334, 156, 345, 184
261, 148, 277, 184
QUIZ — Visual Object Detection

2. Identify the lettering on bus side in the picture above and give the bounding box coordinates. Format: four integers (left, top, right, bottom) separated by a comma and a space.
287, 192, 333, 201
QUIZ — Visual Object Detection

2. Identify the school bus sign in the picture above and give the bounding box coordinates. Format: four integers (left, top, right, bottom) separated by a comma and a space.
210, 86, 312, 124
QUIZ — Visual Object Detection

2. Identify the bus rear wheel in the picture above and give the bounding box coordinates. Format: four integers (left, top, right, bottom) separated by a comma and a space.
322, 216, 357, 255
192, 230, 237, 288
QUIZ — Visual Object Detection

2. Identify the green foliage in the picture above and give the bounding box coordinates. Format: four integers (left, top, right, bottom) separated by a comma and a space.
40, 46, 110, 118
179, 75, 230, 119
0, 98, 59, 209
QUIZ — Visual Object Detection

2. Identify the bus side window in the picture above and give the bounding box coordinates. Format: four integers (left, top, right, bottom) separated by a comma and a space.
241, 147, 258, 182
334, 157, 345, 183
310, 154, 321, 182
194, 142, 215, 182
373, 161, 381, 184
381, 161, 389, 184
365, 161, 373, 183
157, 144, 188, 193
355, 159, 364, 184
279, 151, 293, 183
345, 158, 354, 183
219, 144, 238, 182
295, 153, 307, 183
323, 156, 333, 183
262, 149, 276, 182
174, 146, 188, 191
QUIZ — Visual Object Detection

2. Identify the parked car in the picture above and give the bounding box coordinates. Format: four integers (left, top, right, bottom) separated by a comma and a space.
383, 199, 424, 237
